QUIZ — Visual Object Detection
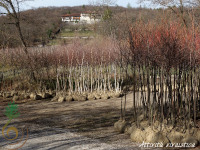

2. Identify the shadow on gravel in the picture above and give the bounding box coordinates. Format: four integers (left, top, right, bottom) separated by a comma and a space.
0, 98, 135, 149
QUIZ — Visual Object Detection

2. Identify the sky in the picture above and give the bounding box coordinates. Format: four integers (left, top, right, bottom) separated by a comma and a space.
21, 0, 152, 10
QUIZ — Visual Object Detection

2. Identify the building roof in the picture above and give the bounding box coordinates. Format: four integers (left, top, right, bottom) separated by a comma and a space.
61, 11, 99, 17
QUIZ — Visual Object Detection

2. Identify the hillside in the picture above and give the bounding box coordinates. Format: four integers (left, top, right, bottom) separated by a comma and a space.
0, 5, 165, 48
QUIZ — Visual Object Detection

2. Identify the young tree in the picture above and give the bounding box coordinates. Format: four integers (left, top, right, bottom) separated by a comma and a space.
0, 0, 38, 81
0, 0, 31, 53
127, 2, 132, 8
103, 8, 112, 20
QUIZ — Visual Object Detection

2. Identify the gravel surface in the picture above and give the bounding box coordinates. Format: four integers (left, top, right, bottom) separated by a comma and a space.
0, 93, 141, 150
0, 125, 140, 150
0, 93, 199, 150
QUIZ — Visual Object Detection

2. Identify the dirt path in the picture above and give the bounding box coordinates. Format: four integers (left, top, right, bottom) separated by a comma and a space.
0, 93, 143, 150
0, 94, 199, 150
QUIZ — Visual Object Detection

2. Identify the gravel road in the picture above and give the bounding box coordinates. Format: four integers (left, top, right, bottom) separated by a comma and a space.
0, 93, 199, 150
0, 93, 141, 150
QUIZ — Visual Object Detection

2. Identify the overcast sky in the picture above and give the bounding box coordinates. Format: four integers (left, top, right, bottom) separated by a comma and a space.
21, 0, 151, 10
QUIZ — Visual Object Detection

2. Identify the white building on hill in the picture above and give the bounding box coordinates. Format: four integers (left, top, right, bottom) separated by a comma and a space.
61, 11, 101, 24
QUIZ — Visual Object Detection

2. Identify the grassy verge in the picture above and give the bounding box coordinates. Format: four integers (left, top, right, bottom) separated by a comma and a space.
60, 30, 95, 37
